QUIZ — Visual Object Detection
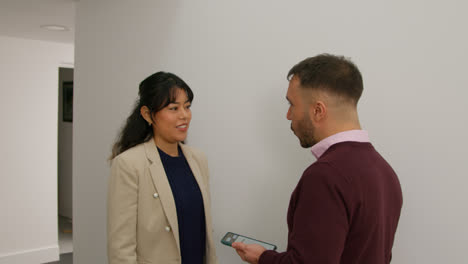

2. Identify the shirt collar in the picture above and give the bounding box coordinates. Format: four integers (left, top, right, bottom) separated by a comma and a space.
311, 130, 370, 159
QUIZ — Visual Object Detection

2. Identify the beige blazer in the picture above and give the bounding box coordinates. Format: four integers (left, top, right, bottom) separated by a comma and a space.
107, 140, 218, 264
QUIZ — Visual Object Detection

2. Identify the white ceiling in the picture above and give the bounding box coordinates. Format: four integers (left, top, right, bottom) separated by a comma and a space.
0, 0, 76, 44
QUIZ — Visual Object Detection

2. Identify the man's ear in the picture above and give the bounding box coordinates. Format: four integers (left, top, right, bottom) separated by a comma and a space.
309, 100, 326, 123
140, 106, 153, 124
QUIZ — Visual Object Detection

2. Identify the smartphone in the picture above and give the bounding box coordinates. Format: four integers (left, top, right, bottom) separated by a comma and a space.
221, 232, 277, 250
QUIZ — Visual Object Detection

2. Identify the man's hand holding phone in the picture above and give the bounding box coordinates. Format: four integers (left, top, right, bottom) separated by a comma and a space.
232, 242, 266, 264
221, 231, 276, 264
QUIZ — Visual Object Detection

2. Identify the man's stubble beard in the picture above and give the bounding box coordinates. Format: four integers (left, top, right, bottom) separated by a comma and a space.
292, 112, 317, 148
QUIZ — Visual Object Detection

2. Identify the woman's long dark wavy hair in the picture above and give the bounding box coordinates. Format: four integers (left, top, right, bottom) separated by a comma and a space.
110, 71, 193, 160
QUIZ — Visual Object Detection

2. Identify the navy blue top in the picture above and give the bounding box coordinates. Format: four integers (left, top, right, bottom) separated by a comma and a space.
158, 146, 206, 264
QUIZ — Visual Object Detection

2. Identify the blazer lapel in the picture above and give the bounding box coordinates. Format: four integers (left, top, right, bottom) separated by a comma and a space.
180, 144, 209, 206
144, 139, 180, 252
180, 143, 215, 259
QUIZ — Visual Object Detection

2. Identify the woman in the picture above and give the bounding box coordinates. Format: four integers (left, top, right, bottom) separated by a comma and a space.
107, 72, 218, 264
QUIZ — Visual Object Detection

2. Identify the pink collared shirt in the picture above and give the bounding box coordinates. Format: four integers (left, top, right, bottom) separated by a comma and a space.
311, 130, 370, 159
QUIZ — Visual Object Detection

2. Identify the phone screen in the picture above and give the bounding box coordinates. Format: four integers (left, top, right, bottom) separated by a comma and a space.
222, 232, 277, 250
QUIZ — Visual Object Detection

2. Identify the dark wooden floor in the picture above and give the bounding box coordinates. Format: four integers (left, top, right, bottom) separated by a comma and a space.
44, 253, 73, 264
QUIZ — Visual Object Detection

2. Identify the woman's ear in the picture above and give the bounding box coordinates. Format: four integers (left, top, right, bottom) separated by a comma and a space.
140, 106, 152, 125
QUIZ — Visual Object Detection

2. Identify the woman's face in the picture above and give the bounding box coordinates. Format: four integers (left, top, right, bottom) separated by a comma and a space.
152, 88, 192, 145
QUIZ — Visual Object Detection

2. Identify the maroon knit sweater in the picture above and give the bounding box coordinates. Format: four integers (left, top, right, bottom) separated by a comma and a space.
260, 142, 403, 264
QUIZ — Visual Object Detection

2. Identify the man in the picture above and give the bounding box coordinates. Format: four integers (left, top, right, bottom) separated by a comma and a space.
232, 54, 403, 264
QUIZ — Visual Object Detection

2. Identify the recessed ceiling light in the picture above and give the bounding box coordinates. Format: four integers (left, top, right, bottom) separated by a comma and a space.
40, 24, 69, 31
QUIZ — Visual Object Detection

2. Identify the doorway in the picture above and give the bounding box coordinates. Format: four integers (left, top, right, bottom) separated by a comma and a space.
57, 67, 74, 258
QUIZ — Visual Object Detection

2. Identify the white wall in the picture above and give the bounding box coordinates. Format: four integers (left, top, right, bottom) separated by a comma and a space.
74, 1, 468, 263
0, 36, 74, 264
58, 67, 74, 219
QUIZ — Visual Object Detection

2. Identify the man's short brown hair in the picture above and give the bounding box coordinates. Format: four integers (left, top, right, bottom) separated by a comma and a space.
288, 54, 363, 105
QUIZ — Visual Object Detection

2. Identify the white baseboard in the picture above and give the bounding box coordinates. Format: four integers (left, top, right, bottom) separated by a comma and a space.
0, 245, 59, 264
